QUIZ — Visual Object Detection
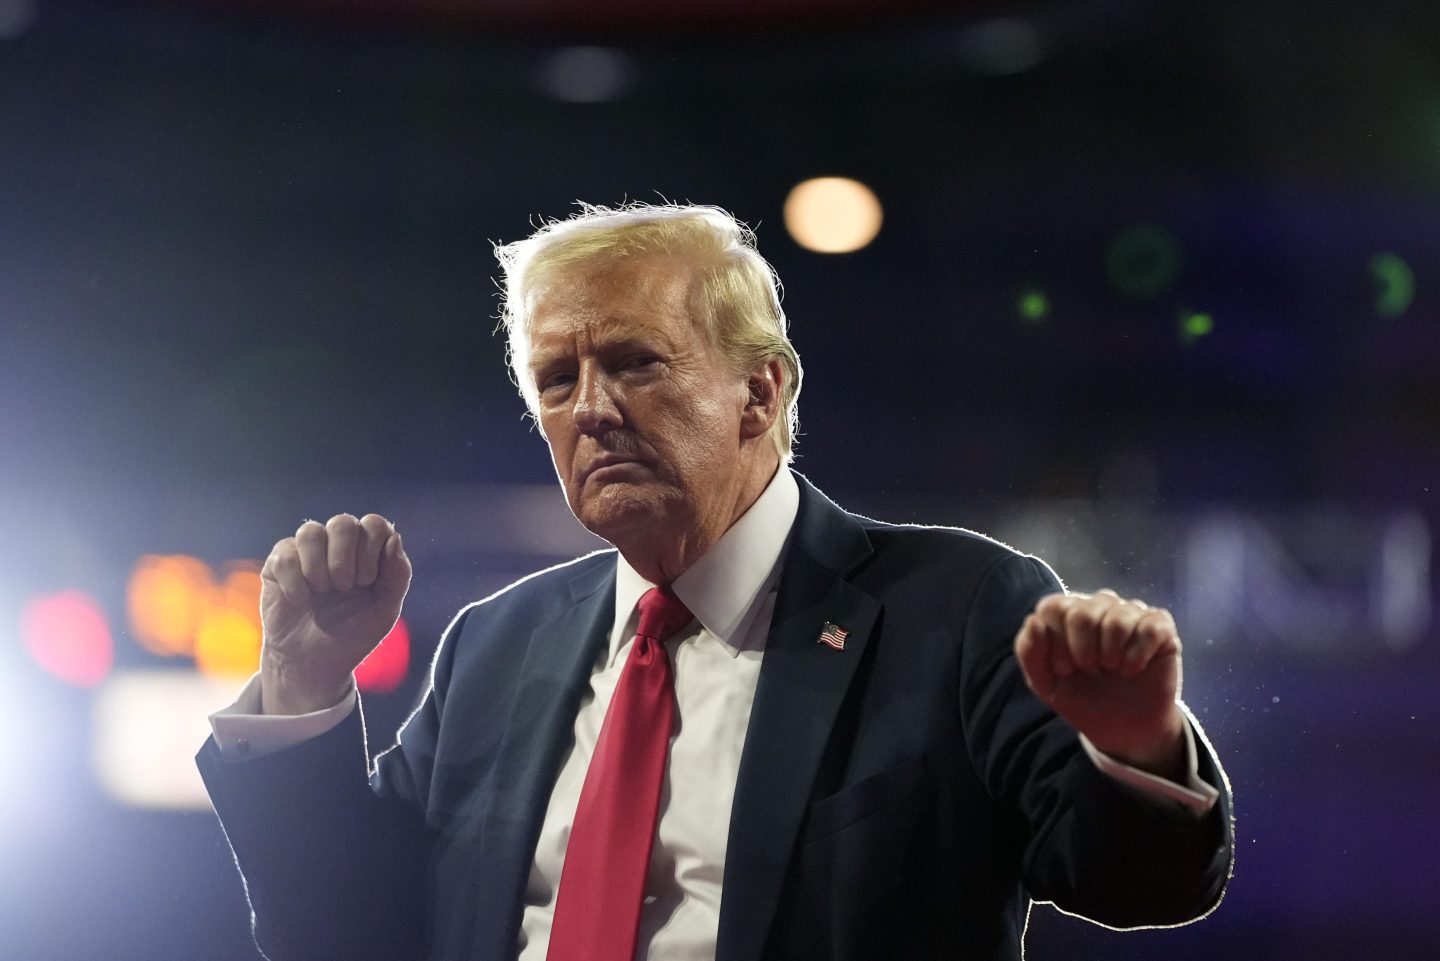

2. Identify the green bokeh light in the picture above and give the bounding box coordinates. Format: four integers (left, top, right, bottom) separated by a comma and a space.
1178, 310, 1213, 345
1105, 223, 1185, 301
1369, 252, 1416, 318
1018, 289, 1050, 322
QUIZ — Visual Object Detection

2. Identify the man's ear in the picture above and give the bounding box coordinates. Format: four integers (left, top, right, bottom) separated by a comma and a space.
740, 358, 783, 441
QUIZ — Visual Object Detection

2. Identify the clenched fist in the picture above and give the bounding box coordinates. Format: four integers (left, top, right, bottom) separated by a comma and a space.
1015, 589, 1186, 780
259, 513, 412, 715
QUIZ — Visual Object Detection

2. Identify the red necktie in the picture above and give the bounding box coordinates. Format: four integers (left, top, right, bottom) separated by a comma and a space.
546, 586, 694, 961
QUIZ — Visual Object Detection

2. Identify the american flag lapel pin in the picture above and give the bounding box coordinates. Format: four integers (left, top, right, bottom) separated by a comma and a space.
818, 621, 848, 651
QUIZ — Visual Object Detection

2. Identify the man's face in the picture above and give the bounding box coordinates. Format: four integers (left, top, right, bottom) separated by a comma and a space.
526, 256, 751, 546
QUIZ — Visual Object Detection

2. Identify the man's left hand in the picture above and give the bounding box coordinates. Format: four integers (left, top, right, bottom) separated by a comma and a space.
1015, 590, 1186, 781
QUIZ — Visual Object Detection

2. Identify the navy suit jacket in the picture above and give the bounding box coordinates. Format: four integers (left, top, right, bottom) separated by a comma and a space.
199, 473, 1232, 961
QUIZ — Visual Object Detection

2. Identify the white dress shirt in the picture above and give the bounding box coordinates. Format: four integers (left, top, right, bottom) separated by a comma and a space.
516, 466, 799, 961
210, 467, 1216, 961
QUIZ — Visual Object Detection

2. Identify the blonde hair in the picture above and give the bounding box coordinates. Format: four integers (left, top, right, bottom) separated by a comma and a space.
494, 202, 803, 461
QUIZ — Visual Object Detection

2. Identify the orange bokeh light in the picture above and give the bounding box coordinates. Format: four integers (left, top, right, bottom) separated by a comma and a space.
217, 563, 262, 614
127, 555, 214, 656
117, 554, 411, 690
127, 555, 267, 679
194, 564, 264, 678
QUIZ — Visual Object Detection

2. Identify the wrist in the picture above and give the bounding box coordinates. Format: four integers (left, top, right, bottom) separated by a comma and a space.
260, 656, 353, 716
1096, 708, 1187, 781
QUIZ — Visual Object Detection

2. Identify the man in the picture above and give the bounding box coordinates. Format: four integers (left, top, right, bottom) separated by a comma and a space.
199, 203, 1232, 961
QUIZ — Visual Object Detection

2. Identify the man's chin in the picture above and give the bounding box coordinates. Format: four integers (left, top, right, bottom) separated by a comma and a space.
571, 482, 670, 542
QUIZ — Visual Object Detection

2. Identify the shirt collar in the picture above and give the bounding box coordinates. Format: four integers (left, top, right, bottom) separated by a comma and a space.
610, 466, 800, 664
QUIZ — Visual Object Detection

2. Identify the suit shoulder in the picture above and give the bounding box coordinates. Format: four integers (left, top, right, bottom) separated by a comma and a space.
425, 549, 614, 688
850, 512, 1065, 591
450, 548, 616, 626
855, 513, 1019, 562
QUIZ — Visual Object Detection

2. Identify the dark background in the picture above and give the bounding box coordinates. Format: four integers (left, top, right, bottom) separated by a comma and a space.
2, 0, 1438, 958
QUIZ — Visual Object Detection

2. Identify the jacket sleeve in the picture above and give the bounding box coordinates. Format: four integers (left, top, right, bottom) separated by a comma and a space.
957, 553, 1234, 928
196, 605, 472, 961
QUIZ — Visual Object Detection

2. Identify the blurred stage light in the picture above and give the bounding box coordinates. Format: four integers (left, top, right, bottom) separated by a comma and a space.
194, 565, 263, 679
1104, 223, 1184, 300
1369, 252, 1416, 318
355, 618, 411, 694
91, 670, 237, 810
1018, 289, 1050, 322
1379, 512, 1430, 652
538, 47, 634, 103
194, 609, 261, 679
956, 18, 1046, 76
128, 555, 267, 676
784, 178, 883, 254
19, 590, 113, 688
127, 554, 213, 656
1179, 310, 1214, 345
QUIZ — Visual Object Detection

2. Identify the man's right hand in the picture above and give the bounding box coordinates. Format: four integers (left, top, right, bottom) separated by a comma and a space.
258, 513, 412, 716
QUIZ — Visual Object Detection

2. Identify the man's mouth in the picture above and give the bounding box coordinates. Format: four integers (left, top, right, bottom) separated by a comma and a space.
583, 455, 647, 482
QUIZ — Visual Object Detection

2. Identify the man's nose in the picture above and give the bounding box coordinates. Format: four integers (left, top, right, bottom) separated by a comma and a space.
572, 364, 622, 434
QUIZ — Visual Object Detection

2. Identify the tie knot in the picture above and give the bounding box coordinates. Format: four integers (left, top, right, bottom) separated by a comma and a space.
635, 587, 693, 644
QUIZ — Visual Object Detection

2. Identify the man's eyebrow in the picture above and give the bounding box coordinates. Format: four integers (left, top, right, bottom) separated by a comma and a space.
590, 314, 675, 344
527, 344, 570, 370
528, 320, 678, 368
523, 340, 561, 376
524, 335, 648, 376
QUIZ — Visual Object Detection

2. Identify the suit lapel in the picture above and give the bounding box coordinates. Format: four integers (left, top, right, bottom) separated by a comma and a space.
470, 557, 616, 961
716, 475, 880, 961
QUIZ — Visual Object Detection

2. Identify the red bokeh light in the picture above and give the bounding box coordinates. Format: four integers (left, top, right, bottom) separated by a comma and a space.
355, 617, 410, 693
20, 590, 115, 688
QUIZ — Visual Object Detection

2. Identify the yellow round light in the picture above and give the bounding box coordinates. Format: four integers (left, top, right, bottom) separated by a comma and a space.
195, 565, 264, 679
783, 177, 883, 254
194, 607, 262, 679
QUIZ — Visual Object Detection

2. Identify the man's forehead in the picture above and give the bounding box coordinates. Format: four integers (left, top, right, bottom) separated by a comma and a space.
526, 260, 701, 353
527, 311, 678, 351
535, 256, 697, 312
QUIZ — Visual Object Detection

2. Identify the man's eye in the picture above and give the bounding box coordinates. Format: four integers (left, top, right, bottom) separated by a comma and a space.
541, 373, 575, 391
623, 355, 659, 370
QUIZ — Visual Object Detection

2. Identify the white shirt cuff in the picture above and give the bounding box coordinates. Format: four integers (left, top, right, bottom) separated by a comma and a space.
208, 672, 357, 761
1079, 724, 1219, 815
